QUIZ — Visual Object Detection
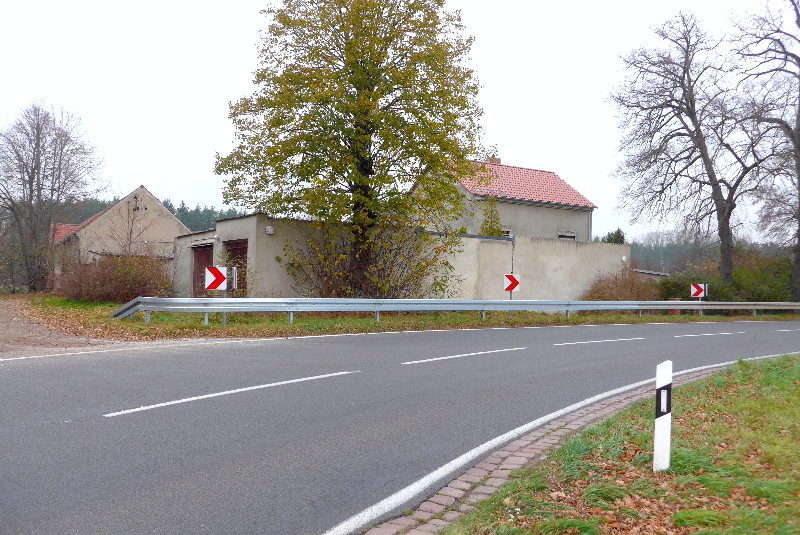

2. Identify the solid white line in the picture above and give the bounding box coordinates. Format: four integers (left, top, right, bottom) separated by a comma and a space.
0, 338, 282, 363
401, 347, 527, 365
103, 371, 360, 417
321, 350, 800, 535
674, 332, 746, 338
553, 337, 645, 346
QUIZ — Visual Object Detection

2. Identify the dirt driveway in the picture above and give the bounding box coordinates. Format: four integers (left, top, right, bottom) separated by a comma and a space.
0, 297, 103, 356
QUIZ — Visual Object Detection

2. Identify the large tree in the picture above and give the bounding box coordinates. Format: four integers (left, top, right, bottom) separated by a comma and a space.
0, 103, 99, 291
613, 13, 773, 284
738, 0, 800, 300
215, 0, 482, 297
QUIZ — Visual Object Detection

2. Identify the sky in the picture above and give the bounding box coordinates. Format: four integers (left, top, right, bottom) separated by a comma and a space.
0, 0, 771, 239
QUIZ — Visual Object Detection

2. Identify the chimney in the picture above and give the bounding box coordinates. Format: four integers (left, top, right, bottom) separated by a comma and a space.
487, 156, 501, 165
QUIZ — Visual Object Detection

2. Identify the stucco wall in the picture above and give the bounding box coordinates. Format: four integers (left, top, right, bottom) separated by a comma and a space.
457, 190, 593, 241
495, 202, 592, 242
173, 216, 629, 300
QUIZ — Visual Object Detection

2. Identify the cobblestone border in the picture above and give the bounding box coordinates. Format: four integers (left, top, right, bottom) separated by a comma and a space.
364, 366, 724, 535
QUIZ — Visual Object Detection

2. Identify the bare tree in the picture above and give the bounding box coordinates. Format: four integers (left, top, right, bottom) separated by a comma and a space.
0, 103, 99, 290
613, 13, 774, 283
738, 0, 800, 299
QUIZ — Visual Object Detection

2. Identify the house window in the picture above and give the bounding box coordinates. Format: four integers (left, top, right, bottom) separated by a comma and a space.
558, 232, 576, 241
502, 226, 512, 237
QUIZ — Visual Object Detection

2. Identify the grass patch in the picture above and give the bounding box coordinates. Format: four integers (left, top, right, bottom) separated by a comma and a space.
442, 355, 800, 534
9, 293, 800, 343
672, 509, 729, 527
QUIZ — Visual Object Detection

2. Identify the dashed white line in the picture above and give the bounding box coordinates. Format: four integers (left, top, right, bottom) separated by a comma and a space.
103, 370, 360, 417
674, 332, 746, 338
401, 347, 527, 365
553, 337, 645, 346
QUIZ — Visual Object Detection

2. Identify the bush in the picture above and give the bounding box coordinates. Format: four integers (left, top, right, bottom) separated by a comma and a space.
59, 255, 171, 303
657, 271, 736, 302
581, 269, 660, 301
657, 249, 792, 302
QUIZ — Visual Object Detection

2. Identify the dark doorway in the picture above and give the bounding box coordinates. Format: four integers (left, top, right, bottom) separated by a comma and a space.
225, 239, 248, 292
192, 245, 214, 297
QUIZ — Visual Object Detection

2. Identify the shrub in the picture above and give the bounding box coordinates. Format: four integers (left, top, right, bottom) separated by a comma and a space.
59, 255, 171, 303
581, 269, 660, 301
657, 271, 736, 302
657, 249, 791, 302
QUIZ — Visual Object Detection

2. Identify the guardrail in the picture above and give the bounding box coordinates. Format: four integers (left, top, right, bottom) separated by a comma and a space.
112, 297, 800, 325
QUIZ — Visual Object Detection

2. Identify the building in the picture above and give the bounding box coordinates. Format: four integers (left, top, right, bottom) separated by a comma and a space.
51, 186, 189, 286
458, 158, 596, 241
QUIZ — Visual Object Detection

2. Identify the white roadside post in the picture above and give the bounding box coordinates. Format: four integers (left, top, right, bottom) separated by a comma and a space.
653, 360, 673, 472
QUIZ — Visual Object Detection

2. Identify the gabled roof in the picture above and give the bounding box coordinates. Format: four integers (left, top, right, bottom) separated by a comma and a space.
460, 161, 596, 209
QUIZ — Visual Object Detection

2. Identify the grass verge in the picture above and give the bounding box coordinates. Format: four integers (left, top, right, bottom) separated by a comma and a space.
441, 355, 800, 534
11, 293, 800, 342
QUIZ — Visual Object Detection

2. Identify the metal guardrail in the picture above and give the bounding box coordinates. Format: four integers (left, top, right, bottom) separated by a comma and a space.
112, 297, 800, 325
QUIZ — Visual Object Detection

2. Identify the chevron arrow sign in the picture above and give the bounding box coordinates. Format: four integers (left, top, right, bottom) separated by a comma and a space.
205, 266, 228, 291
504, 273, 520, 292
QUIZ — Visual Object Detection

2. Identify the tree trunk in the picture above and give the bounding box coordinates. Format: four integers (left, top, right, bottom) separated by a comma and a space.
717, 212, 735, 285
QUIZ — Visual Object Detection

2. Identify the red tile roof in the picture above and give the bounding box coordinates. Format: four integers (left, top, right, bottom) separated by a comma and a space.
51, 223, 80, 242
460, 162, 596, 209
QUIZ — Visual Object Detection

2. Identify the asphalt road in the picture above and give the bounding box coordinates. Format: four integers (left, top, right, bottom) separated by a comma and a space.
2, 320, 799, 535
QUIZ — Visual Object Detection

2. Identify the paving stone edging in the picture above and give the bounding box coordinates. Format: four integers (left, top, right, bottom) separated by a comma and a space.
363, 366, 725, 535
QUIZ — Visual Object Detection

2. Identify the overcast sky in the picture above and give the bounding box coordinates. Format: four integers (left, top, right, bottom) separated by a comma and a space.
0, 0, 771, 239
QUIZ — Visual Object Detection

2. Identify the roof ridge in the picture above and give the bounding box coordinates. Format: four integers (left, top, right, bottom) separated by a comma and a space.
469, 159, 557, 175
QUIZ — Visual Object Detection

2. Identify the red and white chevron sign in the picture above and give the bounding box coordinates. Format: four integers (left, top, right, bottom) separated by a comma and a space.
205, 266, 228, 291
504, 273, 520, 292
690, 283, 707, 298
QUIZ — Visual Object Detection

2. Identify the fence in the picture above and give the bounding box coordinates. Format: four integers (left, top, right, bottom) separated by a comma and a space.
112, 297, 800, 325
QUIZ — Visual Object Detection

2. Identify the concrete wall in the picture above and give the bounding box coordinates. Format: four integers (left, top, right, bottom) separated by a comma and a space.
172, 216, 629, 300
450, 236, 629, 300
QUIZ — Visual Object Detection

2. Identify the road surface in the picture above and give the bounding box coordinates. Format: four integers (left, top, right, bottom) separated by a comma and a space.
2, 320, 799, 534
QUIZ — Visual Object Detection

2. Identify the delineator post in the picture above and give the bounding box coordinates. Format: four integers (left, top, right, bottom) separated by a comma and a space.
653, 360, 673, 472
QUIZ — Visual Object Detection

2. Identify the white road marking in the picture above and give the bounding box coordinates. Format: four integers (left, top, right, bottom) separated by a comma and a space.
321, 351, 800, 535
401, 347, 527, 365
3, 321, 790, 364
553, 337, 645, 346
674, 332, 746, 338
0, 338, 282, 363
773, 328, 800, 332
103, 371, 360, 417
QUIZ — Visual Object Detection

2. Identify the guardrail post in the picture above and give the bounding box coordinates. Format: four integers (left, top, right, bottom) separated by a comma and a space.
481, 310, 486, 321
566, 310, 571, 319
204, 313, 209, 326
288, 311, 294, 324
375, 310, 380, 322
145, 310, 151, 325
